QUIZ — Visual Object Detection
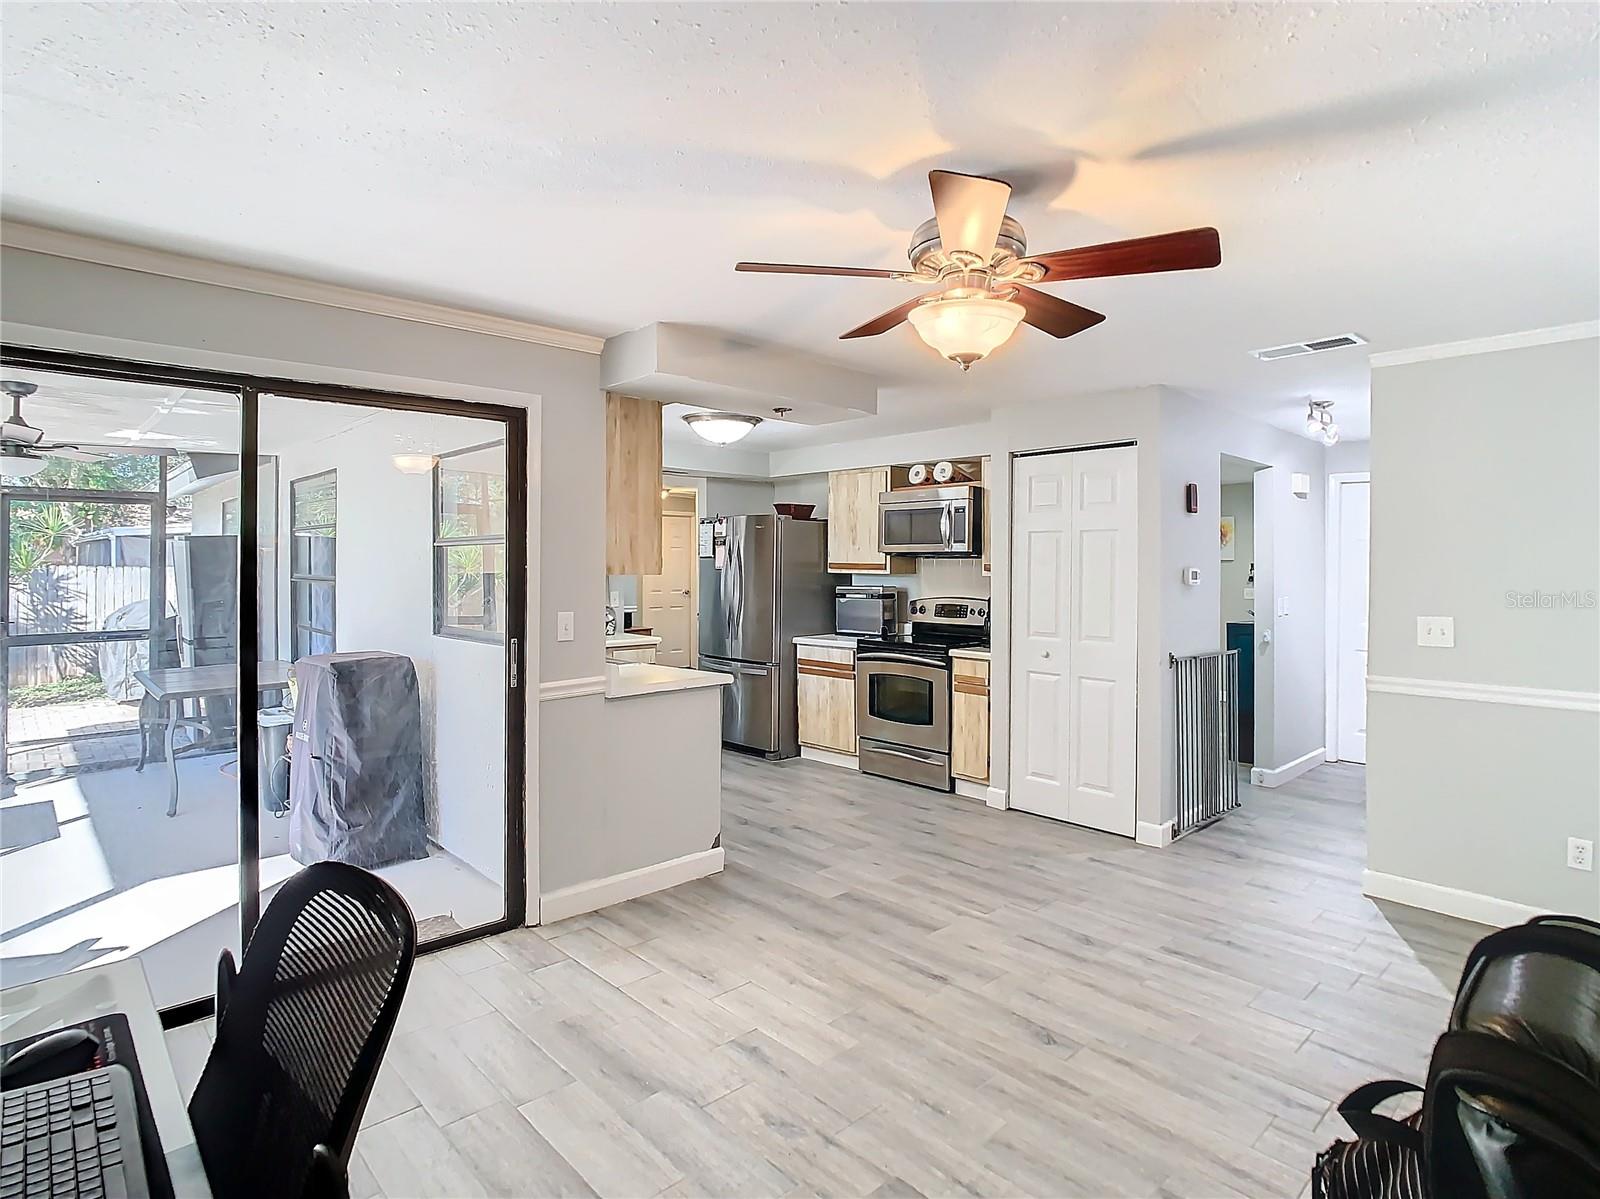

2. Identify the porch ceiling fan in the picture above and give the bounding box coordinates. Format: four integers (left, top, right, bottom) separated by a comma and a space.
1, 380, 145, 477
736, 170, 1222, 369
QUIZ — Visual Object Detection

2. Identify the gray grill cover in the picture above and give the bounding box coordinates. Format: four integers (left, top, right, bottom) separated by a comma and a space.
289, 651, 428, 868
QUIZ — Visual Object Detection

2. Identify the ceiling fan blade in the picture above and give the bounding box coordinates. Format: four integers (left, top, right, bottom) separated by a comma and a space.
1022, 227, 1221, 282
840, 291, 938, 340
929, 170, 1012, 259
1009, 286, 1107, 339
42, 447, 109, 463
736, 261, 909, 279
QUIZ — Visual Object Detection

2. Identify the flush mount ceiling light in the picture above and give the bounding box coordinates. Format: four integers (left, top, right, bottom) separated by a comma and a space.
683, 412, 762, 445
392, 452, 438, 474
1304, 399, 1340, 446
735, 170, 1222, 370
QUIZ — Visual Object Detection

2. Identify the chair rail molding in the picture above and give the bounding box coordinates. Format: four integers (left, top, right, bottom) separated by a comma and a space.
1366, 675, 1600, 714
0, 220, 606, 355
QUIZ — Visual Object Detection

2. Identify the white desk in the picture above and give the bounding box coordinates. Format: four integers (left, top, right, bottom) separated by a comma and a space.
1, 960, 211, 1197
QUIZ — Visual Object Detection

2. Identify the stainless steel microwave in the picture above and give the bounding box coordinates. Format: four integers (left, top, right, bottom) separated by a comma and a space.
878, 486, 981, 556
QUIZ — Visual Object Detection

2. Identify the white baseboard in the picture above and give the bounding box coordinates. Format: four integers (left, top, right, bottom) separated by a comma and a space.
799, 746, 859, 771
540, 847, 724, 924
1251, 746, 1327, 789
1136, 820, 1174, 848
1362, 870, 1544, 929
954, 778, 989, 802
985, 785, 1008, 810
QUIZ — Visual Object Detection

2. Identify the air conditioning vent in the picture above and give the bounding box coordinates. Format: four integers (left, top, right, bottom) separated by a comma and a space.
1249, 333, 1367, 361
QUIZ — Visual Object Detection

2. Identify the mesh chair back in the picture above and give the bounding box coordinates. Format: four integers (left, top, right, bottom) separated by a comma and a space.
189, 862, 416, 1199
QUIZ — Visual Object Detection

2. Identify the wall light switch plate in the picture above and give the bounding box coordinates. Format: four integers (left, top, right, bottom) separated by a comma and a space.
1417, 616, 1455, 647
1276, 596, 1290, 618
556, 611, 575, 642
1569, 838, 1594, 871
609, 591, 621, 609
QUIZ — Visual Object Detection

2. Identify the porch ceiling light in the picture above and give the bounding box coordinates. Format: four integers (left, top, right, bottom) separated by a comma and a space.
907, 294, 1026, 371
392, 452, 438, 474
0, 447, 47, 478
683, 412, 762, 445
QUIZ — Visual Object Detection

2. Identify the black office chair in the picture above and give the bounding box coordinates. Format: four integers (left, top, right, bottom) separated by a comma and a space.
188, 862, 416, 1199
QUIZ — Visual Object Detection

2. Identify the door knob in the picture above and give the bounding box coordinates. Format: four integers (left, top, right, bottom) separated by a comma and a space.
1041, 650, 1051, 659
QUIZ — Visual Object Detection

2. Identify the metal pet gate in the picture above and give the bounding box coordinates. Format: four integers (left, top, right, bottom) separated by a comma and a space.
1171, 649, 1242, 837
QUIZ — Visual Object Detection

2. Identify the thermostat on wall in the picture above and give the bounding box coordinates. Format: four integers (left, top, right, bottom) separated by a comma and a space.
1182, 567, 1202, 586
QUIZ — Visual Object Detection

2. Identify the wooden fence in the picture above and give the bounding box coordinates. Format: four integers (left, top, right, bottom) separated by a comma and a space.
6, 566, 172, 687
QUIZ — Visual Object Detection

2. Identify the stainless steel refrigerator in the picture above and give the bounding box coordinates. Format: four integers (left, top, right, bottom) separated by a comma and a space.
699, 515, 839, 759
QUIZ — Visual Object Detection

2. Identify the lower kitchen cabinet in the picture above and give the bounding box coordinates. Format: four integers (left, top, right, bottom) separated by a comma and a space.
951, 654, 990, 783
797, 644, 856, 754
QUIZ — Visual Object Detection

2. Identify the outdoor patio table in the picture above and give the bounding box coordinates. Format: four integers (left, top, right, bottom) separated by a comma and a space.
132, 661, 293, 817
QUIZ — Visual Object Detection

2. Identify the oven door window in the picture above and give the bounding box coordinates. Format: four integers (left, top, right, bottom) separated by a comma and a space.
869, 672, 935, 725
883, 506, 945, 549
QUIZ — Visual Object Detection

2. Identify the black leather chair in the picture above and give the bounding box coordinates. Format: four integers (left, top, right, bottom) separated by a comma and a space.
188, 862, 416, 1199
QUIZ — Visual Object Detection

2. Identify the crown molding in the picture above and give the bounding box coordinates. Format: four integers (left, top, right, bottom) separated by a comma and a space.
0, 220, 606, 356
1369, 320, 1599, 368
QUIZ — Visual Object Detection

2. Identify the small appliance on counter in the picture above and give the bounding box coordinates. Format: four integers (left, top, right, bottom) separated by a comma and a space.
835, 585, 902, 637
855, 596, 989, 792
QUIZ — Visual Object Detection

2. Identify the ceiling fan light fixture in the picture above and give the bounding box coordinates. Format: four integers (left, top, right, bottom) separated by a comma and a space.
683, 412, 762, 445
907, 295, 1026, 370
0, 448, 47, 478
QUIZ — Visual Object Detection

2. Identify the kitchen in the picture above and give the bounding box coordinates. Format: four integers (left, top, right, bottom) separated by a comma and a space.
611, 454, 995, 800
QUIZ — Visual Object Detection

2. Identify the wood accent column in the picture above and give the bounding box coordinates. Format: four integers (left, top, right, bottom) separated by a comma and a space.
606, 392, 664, 575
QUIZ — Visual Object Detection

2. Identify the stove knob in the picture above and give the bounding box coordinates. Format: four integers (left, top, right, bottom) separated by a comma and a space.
977, 607, 986, 618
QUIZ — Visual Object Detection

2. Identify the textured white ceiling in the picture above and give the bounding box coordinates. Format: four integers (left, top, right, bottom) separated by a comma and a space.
4, 2, 1598, 448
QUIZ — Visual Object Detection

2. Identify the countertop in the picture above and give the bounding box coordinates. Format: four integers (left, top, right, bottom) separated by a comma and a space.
606, 661, 733, 699
949, 647, 991, 661
607, 632, 663, 648
793, 634, 859, 649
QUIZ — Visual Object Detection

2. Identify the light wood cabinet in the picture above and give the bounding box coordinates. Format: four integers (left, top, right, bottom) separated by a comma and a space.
606, 392, 664, 575
797, 644, 857, 754
952, 655, 991, 783
826, 468, 913, 575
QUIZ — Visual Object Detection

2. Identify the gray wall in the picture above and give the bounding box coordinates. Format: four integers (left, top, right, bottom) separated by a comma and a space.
1368, 336, 1600, 916
704, 477, 776, 517
0, 244, 630, 912
1220, 483, 1256, 630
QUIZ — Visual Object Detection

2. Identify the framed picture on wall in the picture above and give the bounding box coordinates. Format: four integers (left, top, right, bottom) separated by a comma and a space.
1220, 515, 1236, 561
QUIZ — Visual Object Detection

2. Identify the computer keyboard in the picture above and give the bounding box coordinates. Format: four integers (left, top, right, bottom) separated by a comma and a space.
0, 1065, 149, 1198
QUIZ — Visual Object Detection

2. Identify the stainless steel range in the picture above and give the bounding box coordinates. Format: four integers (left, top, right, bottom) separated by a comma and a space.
855, 596, 989, 791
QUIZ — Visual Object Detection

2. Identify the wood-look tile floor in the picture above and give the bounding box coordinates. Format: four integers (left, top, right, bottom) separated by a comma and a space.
169, 755, 1487, 1198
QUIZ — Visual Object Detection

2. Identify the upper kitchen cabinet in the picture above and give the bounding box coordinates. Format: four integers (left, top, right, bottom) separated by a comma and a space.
827, 467, 913, 575
606, 392, 664, 575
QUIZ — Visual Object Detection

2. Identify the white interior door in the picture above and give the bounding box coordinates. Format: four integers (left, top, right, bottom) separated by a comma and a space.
1335, 480, 1370, 763
1010, 445, 1139, 834
644, 512, 695, 667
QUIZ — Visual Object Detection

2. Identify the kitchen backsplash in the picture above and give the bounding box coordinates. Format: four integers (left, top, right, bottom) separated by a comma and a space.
852, 556, 989, 600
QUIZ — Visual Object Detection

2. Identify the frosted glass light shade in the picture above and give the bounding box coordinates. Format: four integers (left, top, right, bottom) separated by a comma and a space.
908, 296, 1026, 370
683, 413, 762, 445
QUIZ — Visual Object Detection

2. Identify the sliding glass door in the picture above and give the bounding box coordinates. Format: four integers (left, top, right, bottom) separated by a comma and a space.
0, 350, 526, 1016
0, 369, 244, 1010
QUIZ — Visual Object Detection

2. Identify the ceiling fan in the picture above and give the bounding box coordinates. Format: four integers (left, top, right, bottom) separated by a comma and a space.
1, 380, 120, 478
736, 170, 1222, 370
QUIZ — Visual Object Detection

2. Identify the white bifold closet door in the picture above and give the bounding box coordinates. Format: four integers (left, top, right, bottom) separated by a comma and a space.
1010, 444, 1139, 835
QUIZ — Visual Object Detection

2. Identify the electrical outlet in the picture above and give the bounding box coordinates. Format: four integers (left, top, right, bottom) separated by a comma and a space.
1569, 838, 1594, 871
1416, 616, 1455, 647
